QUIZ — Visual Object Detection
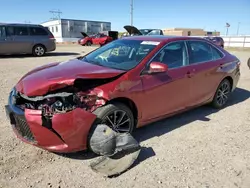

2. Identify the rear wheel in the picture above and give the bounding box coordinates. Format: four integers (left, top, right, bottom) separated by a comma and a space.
247, 57, 250, 69
211, 79, 231, 109
33, 45, 46, 56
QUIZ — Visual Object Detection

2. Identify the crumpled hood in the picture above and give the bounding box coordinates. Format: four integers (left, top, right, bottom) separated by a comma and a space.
15, 59, 125, 97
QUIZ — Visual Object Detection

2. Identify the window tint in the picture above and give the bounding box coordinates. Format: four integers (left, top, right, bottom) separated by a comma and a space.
152, 41, 188, 69
55, 26, 58, 32
52, 27, 54, 33
6, 26, 15, 36
30, 27, 48, 36
0, 26, 6, 37
188, 41, 213, 64
15, 27, 29, 36
210, 45, 224, 60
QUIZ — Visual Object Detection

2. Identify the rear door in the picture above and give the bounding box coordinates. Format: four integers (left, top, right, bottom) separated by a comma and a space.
140, 41, 192, 120
186, 40, 225, 106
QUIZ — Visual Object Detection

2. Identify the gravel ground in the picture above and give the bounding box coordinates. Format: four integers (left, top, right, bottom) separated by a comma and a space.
0, 45, 249, 188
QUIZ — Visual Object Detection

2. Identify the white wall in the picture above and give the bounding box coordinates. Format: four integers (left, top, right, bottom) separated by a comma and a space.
222, 36, 250, 48
41, 20, 62, 40
193, 35, 250, 48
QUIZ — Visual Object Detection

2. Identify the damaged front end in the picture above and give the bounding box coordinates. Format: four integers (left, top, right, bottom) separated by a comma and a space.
5, 78, 115, 153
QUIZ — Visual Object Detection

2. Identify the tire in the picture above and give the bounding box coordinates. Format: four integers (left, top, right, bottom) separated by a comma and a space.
33, 45, 46, 57
92, 102, 135, 133
88, 102, 135, 152
86, 41, 92, 46
211, 79, 232, 109
247, 58, 250, 69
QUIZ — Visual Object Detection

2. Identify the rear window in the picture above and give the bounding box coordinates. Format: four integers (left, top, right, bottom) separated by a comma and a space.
30, 27, 48, 36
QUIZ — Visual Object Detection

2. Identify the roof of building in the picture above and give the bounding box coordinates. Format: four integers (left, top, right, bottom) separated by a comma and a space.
41, 18, 111, 24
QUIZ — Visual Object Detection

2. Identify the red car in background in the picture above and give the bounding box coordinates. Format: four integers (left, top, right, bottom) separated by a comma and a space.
78, 31, 117, 46
5, 36, 240, 153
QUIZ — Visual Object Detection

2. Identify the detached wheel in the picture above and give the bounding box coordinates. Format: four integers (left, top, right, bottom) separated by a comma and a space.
211, 79, 231, 109
33, 45, 46, 56
93, 102, 135, 133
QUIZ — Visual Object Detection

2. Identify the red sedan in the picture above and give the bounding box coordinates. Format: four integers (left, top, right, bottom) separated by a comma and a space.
5, 36, 240, 153
78, 32, 113, 46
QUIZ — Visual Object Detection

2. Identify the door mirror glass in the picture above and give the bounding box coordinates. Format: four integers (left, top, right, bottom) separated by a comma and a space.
149, 62, 168, 73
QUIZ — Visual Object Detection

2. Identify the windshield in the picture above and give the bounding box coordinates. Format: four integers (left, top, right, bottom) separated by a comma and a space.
139, 29, 153, 35
81, 39, 160, 71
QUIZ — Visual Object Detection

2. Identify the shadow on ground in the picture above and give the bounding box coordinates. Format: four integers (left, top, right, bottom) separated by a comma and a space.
56, 87, 250, 175
0, 52, 80, 59
134, 87, 250, 143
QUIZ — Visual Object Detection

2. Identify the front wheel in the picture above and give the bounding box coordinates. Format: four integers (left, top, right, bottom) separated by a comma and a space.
211, 79, 231, 109
92, 102, 135, 133
86, 41, 92, 46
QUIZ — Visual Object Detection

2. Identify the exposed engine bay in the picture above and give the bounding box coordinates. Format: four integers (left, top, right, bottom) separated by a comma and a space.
14, 77, 122, 117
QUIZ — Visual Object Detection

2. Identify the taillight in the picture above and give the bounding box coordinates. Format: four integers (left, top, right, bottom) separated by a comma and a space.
49, 34, 54, 39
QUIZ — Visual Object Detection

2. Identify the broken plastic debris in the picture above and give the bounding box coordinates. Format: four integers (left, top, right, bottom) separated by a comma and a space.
89, 124, 141, 177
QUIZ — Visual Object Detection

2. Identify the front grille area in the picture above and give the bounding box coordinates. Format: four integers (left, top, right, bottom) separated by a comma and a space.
12, 114, 35, 142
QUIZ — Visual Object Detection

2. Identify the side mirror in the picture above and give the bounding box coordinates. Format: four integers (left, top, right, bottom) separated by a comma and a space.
148, 62, 168, 74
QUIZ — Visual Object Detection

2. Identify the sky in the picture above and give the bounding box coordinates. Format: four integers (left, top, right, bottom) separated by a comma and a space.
0, 0, 250, 35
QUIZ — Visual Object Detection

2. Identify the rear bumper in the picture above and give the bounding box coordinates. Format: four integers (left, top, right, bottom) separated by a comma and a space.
5, 88, 97, 153
46, 40, 56, 52
232, 69, 240, 91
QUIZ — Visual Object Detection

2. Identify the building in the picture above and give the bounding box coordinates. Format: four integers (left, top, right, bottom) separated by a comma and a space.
162, 28, 220, 36
41, 18, 111, 42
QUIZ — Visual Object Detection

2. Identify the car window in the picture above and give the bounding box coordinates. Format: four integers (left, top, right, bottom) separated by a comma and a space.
188, 41, 213, 64
30, 27, 48, 36
152, 41, 188, 69
6, 26, 15, 36
210, 45, 224, 60
0, 26, 6, 37
147, 30, 162, 36
14, 26, 29, 36
82, 39, 159, 71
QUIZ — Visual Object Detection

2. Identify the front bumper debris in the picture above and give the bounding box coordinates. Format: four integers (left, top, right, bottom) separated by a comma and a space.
5, 88, 97, 153
89, 124, 141, 177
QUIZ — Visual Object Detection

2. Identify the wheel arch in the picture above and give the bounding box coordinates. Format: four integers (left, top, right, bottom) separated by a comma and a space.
223, 76, 233, 91
33, 43, 47, 52
107, 97, 139, 126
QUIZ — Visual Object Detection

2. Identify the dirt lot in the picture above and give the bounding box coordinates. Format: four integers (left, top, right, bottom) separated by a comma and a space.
0, 45, 250, 188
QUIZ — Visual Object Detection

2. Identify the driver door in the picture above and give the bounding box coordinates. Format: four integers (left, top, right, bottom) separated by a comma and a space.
140, 41, 192, 120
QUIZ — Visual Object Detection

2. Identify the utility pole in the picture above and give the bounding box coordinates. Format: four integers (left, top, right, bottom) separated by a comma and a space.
49, 9, 62, 20
237, 22, 241, 36
225, 22, 230, 36
130, 0, 134, 26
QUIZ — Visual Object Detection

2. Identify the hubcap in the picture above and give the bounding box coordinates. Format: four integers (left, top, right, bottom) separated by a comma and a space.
35, 46, 44, 56
102, 110, 131, 133
216, 81, 230, 106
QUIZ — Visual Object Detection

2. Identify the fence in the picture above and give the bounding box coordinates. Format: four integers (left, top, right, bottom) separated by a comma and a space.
222, 36, 250, 48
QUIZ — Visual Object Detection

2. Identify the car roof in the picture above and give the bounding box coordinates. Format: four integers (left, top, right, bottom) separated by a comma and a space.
121, 35, 205, 42
0, 23, 43, 27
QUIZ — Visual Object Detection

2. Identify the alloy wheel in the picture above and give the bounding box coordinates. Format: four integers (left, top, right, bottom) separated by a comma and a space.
216, 81, 230, 106
102, 110, 132, 133
35, 46, 45, 56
